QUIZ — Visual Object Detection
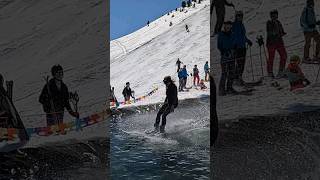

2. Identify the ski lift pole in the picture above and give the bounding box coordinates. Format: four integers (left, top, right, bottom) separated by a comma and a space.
249, 46, 254, 81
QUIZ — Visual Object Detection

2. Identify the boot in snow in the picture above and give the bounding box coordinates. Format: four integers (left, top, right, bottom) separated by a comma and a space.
160, 125, 165, 133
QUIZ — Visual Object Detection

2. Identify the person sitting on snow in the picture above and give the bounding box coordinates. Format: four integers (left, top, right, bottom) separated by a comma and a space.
122, 82, 135, 102
286, 55, 311, 91
199, 79, 207, 90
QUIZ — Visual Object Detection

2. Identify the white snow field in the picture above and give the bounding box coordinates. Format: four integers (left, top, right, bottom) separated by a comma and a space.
0, 0, 108, 146
110, 0, 210, 108
210, 0, 320, 121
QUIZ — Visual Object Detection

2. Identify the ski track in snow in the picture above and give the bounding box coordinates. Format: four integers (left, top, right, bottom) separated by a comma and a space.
111, 0, 210, 109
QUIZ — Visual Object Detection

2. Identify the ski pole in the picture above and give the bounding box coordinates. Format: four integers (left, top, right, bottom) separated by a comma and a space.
249, 46, 254, 81
259, 46, 264, 77
316, 64, 320, 83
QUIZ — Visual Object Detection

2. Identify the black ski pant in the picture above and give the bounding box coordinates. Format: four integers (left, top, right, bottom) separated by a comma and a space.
219, 61, 235, 92
155, 104, 172, 127
234, 48, 247, 80
214, 7, 225, 34
177, 64, 181, 72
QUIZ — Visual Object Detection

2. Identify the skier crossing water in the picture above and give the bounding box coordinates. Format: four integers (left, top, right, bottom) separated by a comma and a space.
154, 76, 178, 133
300, 0, 320, 63
39, 65, 79, 130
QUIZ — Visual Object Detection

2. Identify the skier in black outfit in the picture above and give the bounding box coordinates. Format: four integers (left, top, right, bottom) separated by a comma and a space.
185, 24, 190, 32
154, 76, 178, 133
122, 82, 135, 102
176, 58, 182, 72
211, 0, 235, 35
39, 65, 79, 127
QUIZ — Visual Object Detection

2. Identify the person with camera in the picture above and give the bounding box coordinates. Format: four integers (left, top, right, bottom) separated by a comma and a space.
232, 10, 253, 85
300, 0, 320, 63
266, 9, 288, 79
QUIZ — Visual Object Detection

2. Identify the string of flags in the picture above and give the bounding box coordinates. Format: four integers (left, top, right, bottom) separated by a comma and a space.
0, 110, 110, 141
110, 86, 159, 107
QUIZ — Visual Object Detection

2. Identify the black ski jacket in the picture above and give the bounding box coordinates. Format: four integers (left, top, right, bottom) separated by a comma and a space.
122, 87, 133, 97
39, 78, 72, 114
165, 82, 178, 108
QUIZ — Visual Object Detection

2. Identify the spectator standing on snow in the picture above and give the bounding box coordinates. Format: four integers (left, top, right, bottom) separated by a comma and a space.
232, 10, 253, 85
300, 0, 320, 62
181, 65, 189, 89
204, 61, 210, 81
266, 9, 288, 79
39, 65, 79, 128
217, 21, 237, 96
193, 65, 200, 86
122, 82, 135, 102
185, 24, 190, 32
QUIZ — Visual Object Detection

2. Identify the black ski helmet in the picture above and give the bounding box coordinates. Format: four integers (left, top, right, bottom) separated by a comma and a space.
51, 64, 63, 76
270, 9, 278, 16
163, 76, 172, 84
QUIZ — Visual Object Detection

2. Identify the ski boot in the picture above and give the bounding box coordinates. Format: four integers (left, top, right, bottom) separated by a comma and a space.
226, 87, 239, 95
267, 72, 275, 80
276, 70, 287, 79
154, 123, 160, 131
302, 57, 313, 64
160, 125, 165, 133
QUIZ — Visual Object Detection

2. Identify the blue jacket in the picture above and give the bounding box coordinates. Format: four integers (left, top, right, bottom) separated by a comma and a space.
204, 63, 209, 72
180, 68, 189, 79
217, 31, 235, 63
232, 21, 250, 48
300, 7, 317, 32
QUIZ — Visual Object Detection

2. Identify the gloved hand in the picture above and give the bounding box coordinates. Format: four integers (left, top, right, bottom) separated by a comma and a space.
70, 111, 79, 118
247, 39, 253, 46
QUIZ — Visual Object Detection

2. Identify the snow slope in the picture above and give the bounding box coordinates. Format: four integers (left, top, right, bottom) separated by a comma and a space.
0, 0, 109, 146
110, 0, 210, 107
211, 0, 320, 121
